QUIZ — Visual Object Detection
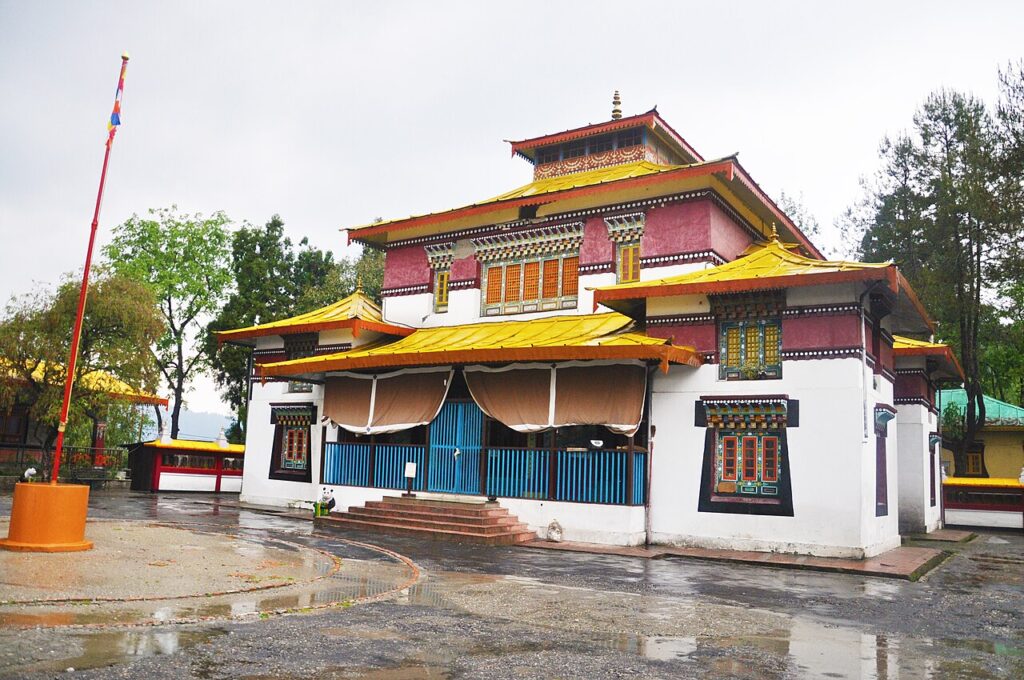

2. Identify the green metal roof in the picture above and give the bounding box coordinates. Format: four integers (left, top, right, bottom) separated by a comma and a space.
939, 389, 1024, 427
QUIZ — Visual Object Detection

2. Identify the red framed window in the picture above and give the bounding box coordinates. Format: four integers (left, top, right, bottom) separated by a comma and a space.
523, 261, 540, 300
561, 256, 579, 297
486, 266, 503, 304
722, 436, 738, 480
742, 437, 758, 481
542, 259, 560, 298
504, 263, 522, 302
761, 437, 778, 482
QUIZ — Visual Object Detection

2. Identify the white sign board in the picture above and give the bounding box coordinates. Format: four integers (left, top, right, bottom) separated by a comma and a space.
404, 462, 417, 479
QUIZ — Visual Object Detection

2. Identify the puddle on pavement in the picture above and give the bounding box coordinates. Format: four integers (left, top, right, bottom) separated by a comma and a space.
11, 628, 226, 674
939, 637, 1024, 657
0, 556, 416, 628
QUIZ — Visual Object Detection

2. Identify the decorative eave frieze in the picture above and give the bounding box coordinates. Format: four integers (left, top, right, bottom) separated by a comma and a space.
471, 222, 584, 263
424, 242, 455, 270
604, 211, 646, 244
647, 313, 716, 326
380, 283, 431, 298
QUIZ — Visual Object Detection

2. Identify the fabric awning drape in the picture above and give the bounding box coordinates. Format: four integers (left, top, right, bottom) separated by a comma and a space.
464, 362, 647, 436
322, 367, 453, 435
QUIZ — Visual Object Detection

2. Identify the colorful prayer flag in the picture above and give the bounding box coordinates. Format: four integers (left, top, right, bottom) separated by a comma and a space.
107, 58, 128, 131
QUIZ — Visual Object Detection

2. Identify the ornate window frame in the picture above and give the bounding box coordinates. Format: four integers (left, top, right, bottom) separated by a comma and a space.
696, 396, 796, 517
474, 223, 583, 316
425, 242, 454, 314
268, 403, 315, 483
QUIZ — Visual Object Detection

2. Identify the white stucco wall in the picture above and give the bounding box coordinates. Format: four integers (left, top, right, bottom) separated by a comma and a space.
945, 508, 1023, 529
238, 380, 324, 508
648, 358, 901, 558
159, 472, 217, 492
896, 404, 941, 534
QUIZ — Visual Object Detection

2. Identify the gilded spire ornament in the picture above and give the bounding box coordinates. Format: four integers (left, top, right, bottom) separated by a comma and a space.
611, 90, 622, 120
770, 222, 779, 241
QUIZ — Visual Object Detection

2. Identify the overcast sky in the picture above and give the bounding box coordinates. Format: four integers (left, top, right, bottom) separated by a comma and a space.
1, 1, 1021, 416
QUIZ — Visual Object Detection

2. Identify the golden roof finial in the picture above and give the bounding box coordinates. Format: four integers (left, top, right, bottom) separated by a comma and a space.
356, 274, 364, 294
770, 222, 779, 241
611, 90, 622, 120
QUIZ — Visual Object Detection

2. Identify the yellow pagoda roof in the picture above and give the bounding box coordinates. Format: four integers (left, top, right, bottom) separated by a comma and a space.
893, 336, 945, 350
345, 156, 822, 258
1, 358, 166, 406
215, 290, 413, 345
892, 335, 964, 380
145, 438, 245, 454
591, 237, 934, 333
256, 312, 701, 378
485, 160, 680, 202
350, 160, 686, 232
943, 476, 1022, 489
595, 238, 889, 296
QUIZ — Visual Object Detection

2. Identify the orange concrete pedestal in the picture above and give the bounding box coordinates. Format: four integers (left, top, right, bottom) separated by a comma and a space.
0, 482, 93, 552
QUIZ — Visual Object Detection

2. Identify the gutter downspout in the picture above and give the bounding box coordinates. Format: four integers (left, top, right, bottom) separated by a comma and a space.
644, 364, 656, 548
858, 282, 884, 443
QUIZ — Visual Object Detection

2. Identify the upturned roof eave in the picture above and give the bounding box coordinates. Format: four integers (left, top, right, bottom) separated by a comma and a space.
215, 318, 415, 345
255, 343, 702, 379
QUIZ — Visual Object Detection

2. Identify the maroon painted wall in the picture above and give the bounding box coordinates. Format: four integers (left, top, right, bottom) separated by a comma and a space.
895, 372, 932, 403
451, 253, 479, 282
709, 203, 755, 261
781, 314, 861, 350
383, 245, 431, 289
580, 216, 614, 266
641, 202, 712, 257
647, 323, 717, 354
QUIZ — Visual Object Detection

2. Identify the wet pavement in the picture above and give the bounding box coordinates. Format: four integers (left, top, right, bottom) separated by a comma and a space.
1, 491, 1022, 679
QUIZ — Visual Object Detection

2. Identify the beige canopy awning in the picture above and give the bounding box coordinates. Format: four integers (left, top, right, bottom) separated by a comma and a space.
464, 362, 647, 436
322, 367, 453, 435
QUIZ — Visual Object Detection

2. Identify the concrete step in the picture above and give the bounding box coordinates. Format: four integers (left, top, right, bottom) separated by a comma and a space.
366, 498, 510, 519
337, 509, 528, 535
315, 515, 536, 546
351, 504, 516, 526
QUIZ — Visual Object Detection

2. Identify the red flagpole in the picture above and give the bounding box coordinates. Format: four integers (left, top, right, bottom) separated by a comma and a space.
50, 53, 130, 483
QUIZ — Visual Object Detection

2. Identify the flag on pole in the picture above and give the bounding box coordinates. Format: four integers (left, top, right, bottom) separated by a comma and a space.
108, 55, 129, 131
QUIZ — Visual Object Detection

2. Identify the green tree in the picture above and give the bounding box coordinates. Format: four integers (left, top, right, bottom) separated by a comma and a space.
848, 76, 1024, 475
206, 216, 339, 440
104, 207, 232, 439
0, 271, 163, 478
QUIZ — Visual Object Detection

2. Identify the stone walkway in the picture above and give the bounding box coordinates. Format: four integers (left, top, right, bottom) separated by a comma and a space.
524, 539, 946, 579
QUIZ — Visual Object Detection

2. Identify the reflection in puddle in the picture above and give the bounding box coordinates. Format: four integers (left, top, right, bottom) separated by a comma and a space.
18, 628, 226, 674
0, 557, 417, 628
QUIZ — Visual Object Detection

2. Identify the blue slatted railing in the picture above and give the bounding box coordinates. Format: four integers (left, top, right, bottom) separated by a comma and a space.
486, 448, 549, 499
374, 445, 426, 490
323, 442, 370, 486
633, 452, 647, 506
556, 450, 629, 504
323, 435, 644, 506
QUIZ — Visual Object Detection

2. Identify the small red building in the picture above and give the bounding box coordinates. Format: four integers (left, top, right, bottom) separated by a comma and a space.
128, 438, 245, 493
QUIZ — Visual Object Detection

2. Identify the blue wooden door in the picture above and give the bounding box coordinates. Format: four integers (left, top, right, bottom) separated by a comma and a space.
428, 401, 483, 494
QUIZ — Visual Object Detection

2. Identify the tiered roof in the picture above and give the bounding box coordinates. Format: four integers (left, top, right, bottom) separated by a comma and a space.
892, 336, 964, 380
255, 312, 700, 378
345, 105, 822, 258
507, 109, 703, 164
215, 290, 413, 346
1, 359, 167, 406
591, 237, 933, 334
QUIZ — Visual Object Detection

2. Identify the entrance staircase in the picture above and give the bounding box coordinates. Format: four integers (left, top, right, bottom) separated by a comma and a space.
315, 495, 536, 546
